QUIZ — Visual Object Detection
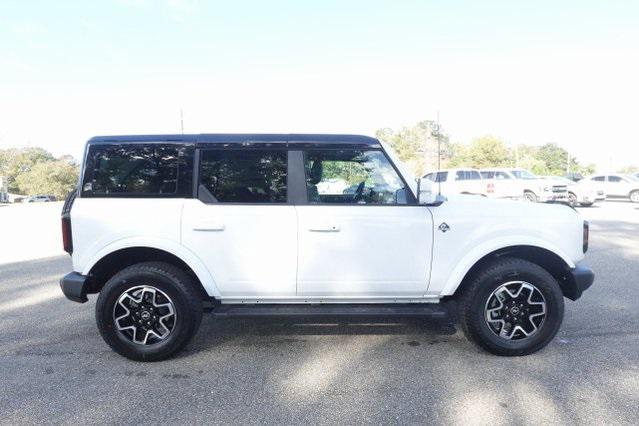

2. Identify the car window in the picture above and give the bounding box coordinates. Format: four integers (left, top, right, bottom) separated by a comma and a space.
456, 171, 466, 180
468, 171, 481, 180
592, 176, 605, 182
435, 171, 448, 183
511, 170, 537, 179
304, 149, 408, 204
480, 171, 493, 179
199, 149, 287, 203
495, 171, 511, 180
82, 144, 193, 197
608, 175, 622, 183
423, 173, 434, 181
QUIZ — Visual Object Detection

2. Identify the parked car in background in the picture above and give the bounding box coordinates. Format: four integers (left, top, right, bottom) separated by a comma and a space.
422, 168, 486, 196
539, 176, 604, 207
26, 195, 53, 203
479, 170, 522, 199
480, 168, 568, 203
588, 174, 639, 203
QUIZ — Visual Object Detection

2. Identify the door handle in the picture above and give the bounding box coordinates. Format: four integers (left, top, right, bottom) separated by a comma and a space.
193, 222, 225, 231
308, 224, 340, 232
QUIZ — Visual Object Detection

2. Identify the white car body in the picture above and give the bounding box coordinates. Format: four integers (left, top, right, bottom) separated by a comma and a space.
422, 169, 487, 197
587, 174, 639, 203
60, 134, 595, 359
481, 168, 568, 203
66, 136, 588, 304
539, 176, 604, 206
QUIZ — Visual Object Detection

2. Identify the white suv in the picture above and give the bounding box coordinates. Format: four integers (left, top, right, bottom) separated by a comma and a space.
60, 134, 594, 361
422, 169, 486, 196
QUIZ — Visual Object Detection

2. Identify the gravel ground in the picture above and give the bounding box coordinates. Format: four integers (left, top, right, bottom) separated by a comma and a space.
0, 201, 637, 424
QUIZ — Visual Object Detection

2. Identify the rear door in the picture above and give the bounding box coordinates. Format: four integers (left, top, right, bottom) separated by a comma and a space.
181, 145, 297, 298
295, 147, 433, 298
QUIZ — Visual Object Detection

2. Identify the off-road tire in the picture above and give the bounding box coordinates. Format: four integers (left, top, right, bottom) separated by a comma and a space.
457, 257, 564, 356
96, 262, 203, 361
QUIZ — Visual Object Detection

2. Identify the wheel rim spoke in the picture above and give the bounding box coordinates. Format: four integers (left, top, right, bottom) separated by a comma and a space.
112, 285, 177, 346
484, 281, 547, 341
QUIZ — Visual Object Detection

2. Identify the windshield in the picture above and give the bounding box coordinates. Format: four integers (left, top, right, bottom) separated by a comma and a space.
511, 170, 537, 180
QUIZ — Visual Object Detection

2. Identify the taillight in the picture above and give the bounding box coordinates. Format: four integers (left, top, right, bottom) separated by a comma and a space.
583, 221, 589, 253
62, 215, 73, 254
487, 183, 495, 194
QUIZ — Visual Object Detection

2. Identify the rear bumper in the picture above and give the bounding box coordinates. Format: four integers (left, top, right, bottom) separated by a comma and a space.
60, 272, 89, 303
563, 262, 595, 301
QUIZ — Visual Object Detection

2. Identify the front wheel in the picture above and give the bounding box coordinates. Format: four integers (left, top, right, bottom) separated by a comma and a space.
457, 257, 564, 356
96, 262, 203, 361
630, 190, 639, 203
567, 192, 578, 207
523, 191, 538, 202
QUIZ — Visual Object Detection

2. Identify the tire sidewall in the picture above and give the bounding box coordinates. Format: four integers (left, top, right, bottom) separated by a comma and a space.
97, 269, 197, 361
468, 265, 564, 354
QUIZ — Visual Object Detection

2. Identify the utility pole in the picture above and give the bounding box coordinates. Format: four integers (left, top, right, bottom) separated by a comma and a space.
180, 109, 184, 134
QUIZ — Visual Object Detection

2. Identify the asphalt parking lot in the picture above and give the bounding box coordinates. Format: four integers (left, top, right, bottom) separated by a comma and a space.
0, 201, 638, 424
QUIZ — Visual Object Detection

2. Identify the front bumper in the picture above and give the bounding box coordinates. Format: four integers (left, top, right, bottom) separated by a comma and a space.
563, 262, 595, 301
60, 272, 89, 303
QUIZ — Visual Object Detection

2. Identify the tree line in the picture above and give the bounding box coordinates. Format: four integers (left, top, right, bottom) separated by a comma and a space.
0, 147, 79, 199
375, 121, 597, 178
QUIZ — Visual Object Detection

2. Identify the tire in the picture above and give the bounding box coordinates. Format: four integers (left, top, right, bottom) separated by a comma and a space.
567, 192, 578, 207
96, 262, 203, 361
630, 190, 639, 203
523, 191, 538, 203
457, 257, 564, 356
579, 201, 594, 207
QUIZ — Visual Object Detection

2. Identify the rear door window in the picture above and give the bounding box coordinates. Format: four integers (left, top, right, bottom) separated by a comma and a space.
82, 144, 193, 197
199, 149, 287, 203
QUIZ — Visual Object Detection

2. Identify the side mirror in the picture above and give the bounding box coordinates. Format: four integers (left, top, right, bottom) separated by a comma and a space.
417, 178, 445, 206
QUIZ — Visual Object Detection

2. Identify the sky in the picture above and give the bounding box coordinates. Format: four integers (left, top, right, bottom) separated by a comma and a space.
1, 0, 638, 171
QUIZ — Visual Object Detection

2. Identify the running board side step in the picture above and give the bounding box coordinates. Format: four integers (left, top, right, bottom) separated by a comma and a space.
208, 303, 453, 319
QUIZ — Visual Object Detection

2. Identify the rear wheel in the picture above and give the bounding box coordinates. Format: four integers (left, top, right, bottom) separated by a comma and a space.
523, 191, 538, 202
96, 262, 203, 361
630, 190, 639, 203
579, 201, 594, 207
458, 257, 564, 356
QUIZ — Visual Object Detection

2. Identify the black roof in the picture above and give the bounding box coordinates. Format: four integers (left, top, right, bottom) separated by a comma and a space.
87, 133, 380, 147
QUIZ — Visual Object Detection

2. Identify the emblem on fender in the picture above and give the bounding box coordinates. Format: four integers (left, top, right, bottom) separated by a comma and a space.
438, 222, 450, 233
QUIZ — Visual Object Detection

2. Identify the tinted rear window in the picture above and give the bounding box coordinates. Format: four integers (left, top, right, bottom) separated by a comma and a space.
199, 149, 287, 203
81, 144, 193, 197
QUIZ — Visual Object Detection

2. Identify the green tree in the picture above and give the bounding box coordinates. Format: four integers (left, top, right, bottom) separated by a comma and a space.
0, 147, 56, 192
453, 135, 512, 169
375, 120, 452, 176
14, 160, 79, 199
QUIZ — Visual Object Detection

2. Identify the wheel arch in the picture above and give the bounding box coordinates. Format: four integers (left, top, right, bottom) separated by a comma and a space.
444, 244, 580, 300
82, 243, 220, 300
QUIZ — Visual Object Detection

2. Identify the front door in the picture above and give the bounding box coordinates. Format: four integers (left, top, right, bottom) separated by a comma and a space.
181, 147, 297, 298
295, 148, 433, 298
